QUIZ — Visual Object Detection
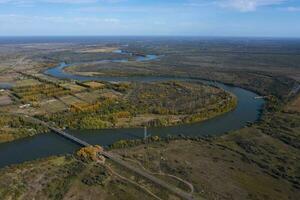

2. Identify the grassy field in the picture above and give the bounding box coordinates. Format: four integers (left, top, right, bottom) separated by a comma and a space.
60, 82, 86, 92
40, 81, 236, 130
0, 153, 178, 200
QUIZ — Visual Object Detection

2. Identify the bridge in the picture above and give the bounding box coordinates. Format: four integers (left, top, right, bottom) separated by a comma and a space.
23, 115, 197, 200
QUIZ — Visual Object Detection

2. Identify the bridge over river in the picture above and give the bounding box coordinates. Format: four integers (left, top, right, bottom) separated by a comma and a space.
24, 115, 198, 200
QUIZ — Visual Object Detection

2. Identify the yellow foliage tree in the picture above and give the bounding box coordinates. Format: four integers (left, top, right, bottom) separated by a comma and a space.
77, 145, 104, 162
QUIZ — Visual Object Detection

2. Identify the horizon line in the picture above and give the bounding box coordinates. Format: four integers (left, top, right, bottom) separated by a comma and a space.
0, 35, 300, 39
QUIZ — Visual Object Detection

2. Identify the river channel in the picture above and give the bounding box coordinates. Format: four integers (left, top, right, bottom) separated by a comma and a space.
0, 50, 264, 168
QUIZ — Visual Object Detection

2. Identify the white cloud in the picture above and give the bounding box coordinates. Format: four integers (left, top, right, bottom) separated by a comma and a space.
103, 18, 120, 23
218, 0, 286, 12
285, 6, 300, 12
45, 0, 97, 3
184, 0, 215, 7
0, 0, 14, 3
0, 14, 119, 24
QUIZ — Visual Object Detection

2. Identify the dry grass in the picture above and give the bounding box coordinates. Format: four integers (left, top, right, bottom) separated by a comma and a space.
77, 47, 118, 53
99, 91, 120, 99
60, 83, 86, 92
15, 78, 41, 87
0, 156, 160, 200
59, 95, 85, 106
113, 139, 300, 200
286, 95, 300, 112
0, 95, 12, 106
40, 98, 67, 113
74, 91, 102, 103
82, 81, 105, 89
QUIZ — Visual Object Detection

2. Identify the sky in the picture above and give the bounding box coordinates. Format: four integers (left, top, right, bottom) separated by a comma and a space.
0, 0, 300, 37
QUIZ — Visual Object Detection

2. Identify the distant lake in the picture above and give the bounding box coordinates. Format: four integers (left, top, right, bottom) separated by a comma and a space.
0, 83, 13, 89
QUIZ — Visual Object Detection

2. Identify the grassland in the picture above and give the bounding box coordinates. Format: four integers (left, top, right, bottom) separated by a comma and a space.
39, 81, 236, 130
0, 153, 181, 200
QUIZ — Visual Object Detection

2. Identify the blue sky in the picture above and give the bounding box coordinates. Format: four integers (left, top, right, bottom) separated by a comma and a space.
0, 0, 300, 37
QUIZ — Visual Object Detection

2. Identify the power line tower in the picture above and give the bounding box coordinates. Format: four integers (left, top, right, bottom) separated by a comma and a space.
144, 126, 147, 139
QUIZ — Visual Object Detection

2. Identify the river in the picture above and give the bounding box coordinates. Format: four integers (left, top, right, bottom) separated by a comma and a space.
0, 50, 264, 168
